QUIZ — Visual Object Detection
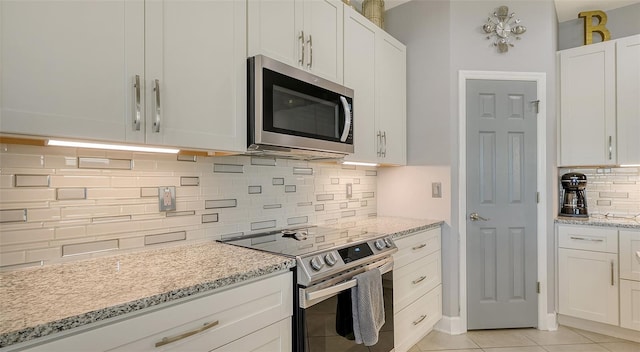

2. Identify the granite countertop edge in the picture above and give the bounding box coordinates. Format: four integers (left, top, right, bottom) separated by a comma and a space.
0, 259, 295, 348
555, 217, 640, 229
388, 220, 445, 238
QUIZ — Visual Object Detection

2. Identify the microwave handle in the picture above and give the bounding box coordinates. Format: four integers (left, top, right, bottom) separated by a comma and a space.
339, 96, 351, 142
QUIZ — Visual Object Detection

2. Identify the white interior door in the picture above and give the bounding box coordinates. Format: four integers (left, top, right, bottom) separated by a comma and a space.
466, 79, 538, 329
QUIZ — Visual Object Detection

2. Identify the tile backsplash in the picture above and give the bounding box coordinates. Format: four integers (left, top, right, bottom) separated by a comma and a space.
559, 167, 640, 218
0, 144, 377, 270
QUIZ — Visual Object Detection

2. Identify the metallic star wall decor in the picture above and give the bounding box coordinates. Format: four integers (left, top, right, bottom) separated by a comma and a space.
482, 5, 527, 53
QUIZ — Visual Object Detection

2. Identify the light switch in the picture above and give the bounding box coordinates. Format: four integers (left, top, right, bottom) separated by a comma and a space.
432, 182, 442, 198
159, 186, 176, 211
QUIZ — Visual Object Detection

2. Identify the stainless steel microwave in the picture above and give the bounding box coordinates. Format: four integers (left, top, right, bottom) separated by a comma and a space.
248, 55, 354, 159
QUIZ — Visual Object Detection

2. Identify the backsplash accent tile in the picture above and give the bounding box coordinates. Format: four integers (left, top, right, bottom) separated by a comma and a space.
62, 239, 119, 257
0, 209, 27, 223
248, 186, 262, 194
214, 164, 244, 173
144, 231, 186, 246
0, 146, 377, 269
177, 155, 197, 162
78, 157, 131, 170
365, 170, 378, 176
15, 174, 50, 187
205, 199, 237, 209
560, 167, 640, 216
57, 188, 86, 200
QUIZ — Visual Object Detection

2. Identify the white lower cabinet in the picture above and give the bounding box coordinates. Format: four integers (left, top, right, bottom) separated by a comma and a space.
620, 279, 640, 331
10, 272, 292, 352
393, 227, 442, 352
619, 230, 640, 332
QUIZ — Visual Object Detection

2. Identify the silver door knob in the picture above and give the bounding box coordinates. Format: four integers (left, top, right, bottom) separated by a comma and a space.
469, 212, 489, 221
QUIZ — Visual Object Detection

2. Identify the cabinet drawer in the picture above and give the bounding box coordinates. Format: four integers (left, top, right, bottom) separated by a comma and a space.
214, 317, 291, 352
620, 230, 640, 281
21, 272, 292, 352
394, 251, 441, 312
620, 279, 640, 331
394, 285, 441, 352
558, 225, 618, 253
394, 228, 441, 269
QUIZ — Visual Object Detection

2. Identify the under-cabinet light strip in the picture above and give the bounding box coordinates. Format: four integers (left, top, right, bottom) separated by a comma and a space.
47, 139, 180, 154
342, 161, 379, 167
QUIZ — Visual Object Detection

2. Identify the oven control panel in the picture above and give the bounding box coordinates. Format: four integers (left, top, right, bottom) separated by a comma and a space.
297, 236, 397, 287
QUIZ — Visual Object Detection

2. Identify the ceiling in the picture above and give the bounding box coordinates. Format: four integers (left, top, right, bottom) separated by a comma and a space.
372, 0, 640, 22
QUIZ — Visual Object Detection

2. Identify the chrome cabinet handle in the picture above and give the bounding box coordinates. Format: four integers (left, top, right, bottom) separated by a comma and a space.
382, 131, 387, 157
153, 79, 161, 133
377, 131, 382, 157
412, 276, 427, 284
412, 315, 427, 325
608, 136, 612, 160
339, 96, 351, 142
155, 320, 219, 347
469, 212, 489, 221
299, 31, 305, 66
569, 236, 604, 242
611, 261, 614, 286
133, 75, 141, 131
412, 243, 427, 250
307, 35, 313, 68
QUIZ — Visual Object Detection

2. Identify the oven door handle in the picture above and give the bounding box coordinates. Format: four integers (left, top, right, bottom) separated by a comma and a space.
305, 261, 393, 302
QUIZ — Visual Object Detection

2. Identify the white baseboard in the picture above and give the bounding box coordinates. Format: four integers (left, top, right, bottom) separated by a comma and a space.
558, 314, 640, 343
545, 313, 558, 331
434, 316, 465, 335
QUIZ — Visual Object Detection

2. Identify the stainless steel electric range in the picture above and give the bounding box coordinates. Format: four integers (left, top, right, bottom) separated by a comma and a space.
221, 226, 397, 352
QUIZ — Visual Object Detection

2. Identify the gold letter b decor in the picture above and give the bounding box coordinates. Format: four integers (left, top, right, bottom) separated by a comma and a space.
578, 10, 611, 45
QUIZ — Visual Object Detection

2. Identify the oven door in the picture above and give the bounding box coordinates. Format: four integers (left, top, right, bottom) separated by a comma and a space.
297, 259, 394, 352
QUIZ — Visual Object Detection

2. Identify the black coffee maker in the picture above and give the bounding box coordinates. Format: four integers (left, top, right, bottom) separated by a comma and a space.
560, 172, 588, 218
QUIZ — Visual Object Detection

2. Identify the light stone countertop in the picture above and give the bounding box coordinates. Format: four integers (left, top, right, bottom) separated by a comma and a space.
0, 216, 444, 348
555, 216, 640, 229
0, 241, 295, 348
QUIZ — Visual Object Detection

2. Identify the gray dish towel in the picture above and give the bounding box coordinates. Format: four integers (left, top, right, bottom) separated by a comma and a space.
351, 267, 385, 346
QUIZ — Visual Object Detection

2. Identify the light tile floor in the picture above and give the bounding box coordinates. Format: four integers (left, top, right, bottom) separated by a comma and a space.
409, 326, 640, 352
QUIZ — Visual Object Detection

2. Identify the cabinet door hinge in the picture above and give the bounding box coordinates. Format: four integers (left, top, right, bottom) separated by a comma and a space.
537, 281, 541, 294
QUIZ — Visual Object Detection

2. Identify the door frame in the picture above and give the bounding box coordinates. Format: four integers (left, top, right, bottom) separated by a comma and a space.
458, 70, 550, 332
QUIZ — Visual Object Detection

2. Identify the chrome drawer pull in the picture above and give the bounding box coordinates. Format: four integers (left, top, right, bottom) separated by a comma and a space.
412, 315, 427, 325
569, 236, 604, 242
133, 75, 141, 131
155, 320, 219, 347
412, 276, 427, 285
412, 243, 427, 250
611, 261, 614, 286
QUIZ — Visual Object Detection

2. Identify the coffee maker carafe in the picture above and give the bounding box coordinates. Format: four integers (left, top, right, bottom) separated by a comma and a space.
560, 172, 588, 218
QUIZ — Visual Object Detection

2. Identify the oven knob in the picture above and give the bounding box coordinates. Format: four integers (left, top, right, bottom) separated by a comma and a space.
384, 238, 393, 248
374, 239, 385, 250
324, 252, 338, 266
310, 256, 325, 271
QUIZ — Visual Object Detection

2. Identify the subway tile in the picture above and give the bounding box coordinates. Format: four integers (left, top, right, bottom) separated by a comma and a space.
214, 164, 244, 173
145, 231, 186, 246
272, 178, 285, 185
141, 187, 159, 197
27, 208, 61, 222
251, 220, 277, 231
287, 216, 308, 225
92, 215, 132, 223
78, 157, 132, 170
597, 200, 612, 206
50, 175, 111, 188
293, 167, 313, 175
62, 239, 119, 257
316, 194, 334, 201
251, 157, 277, 166
26, 247, 61, 262
599, 192, 629, 198
166, 211, 196, 217
0, 154, 44, 168
285, 185, 297, 193
0, 188, 56, 202
86, 188, 140, 199
205, 199, 237, 209
57, 188, 87, 200
177, 155, 197, 162
0, 209, 27, 223
15, 174, 50, 187
340, 202, 348, 209
220, 232, 244, 240
362, 191, 375, 199
180, 176, 200, 186
248, 186, 262, 194
341, 210, 356, 218
353, 178, 360, 184
1, 228, 54, 246
54, 226, 87, 240
0, 251, 28, 267
361, 200, 368, 207
315, 204, 325, 211
202, 213, 219, 223
331, 178, 340, 184
297, 202, 313, 207
263, 204, 282, 210
365, 170, 377, 176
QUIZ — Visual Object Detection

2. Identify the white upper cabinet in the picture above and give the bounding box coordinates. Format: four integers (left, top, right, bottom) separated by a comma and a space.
144, 0, 246, 151
343, 7, 406, 165
376, 31, 407, 165
1, 0, 246, 153
343, 7, 378, 163
247, 0, 344, 84
559, 40, 616, 166
0, 1, 144, 142
616, 34, 640, 166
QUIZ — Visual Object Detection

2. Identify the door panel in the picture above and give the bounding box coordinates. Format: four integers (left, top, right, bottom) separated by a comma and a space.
467, 80, 538, 329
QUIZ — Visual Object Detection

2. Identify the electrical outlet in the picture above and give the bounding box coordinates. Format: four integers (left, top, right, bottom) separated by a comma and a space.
346, 183, 353, 199
159, 186, 176, 211
432, 182, 442, 198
